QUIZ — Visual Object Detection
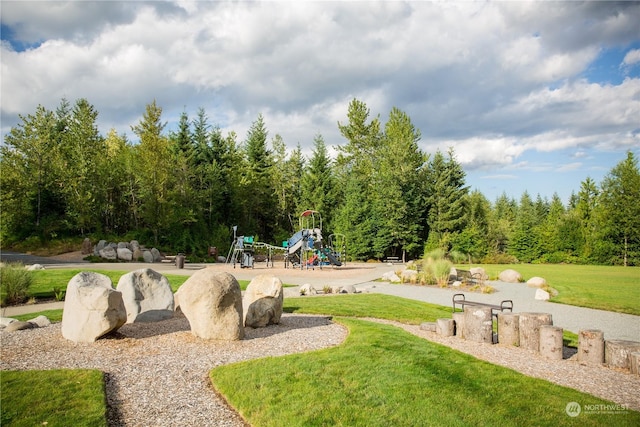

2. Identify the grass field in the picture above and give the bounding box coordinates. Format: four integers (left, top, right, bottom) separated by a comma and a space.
211, 317, 640, 426
1, 369, 107, 427
467, 264, 640, 315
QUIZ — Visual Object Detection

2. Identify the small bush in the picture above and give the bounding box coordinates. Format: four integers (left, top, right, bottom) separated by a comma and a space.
0, 263, 33, 306
323, 285, 332, 294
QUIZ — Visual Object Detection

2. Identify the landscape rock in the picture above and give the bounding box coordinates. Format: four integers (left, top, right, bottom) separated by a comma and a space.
217, 256, 227, 263
143, 250, 154, 263
132, 248, 143, 261
99, 246, 117, 260
382, 271, 401, 283
452, 280, 462, 288
0, 317, 17, 328
498, 269, 523, 283
535, 288, 550, 301
61, 271, 127, 343
117, 268, 174, 323
299, 283, 317, 295
175, 269, 244, 340
27, 264, 45, 271
341, 285, 357, 294
5, 321, 36, 332
28, 315, 51, 328
420, 322, 437, 332
401, 269, 418, 282
243, 274, 283, 328
81, 237, 93, 255
151, 248, 162, 262
130, 240, 141, 252
117, 247, 133, 261
117, 241, 130, 249
470, 267, 488, 281
527, 276, 548, 288
94, 239, 107, 255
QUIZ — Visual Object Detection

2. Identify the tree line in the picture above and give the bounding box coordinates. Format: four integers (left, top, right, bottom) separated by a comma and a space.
2, 98, 639, 265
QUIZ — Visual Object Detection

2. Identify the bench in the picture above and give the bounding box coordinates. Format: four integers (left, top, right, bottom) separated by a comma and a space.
452, 293, 513, 315
385, 256, 402, 264
451, 268, 484, 285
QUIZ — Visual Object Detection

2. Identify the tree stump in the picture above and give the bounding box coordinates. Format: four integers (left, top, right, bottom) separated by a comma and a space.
452, 312, 465, 339
630, 352, 640, 376
463, 307, 493, 343
605, 340, 640, 370
577, 329, 604, 365
436, 318, 455, 337
497, 313, 520, 346
539, 325, 563, 360
518, 312, 552, 351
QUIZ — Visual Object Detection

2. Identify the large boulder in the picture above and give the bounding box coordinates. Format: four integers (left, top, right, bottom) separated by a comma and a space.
61, 272, 126, 343
99, 246, 117, 260
94, 239, 107, 256
382, 271, 401, 283
535, 288, 551, 301
470, 267, 488, 281
81, 237, 92, 255
151, 248, 162, 263
175, 269, 244, 340
117, 247, 133, 261
527, 276, 547, 288
243, 274, 283, 328
498, 269, 523, 283
116, 268, 174, 323
143, 250, 154, 263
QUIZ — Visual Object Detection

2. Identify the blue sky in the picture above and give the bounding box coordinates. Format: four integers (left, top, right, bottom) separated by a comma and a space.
1, 1, 639, 204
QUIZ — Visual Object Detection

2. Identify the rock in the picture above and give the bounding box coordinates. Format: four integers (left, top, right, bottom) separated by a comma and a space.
498, 269, 523, 283
217, 256, 227, 263
116, 268, 174, 323
175, 269, 244, 340
81, 237, 92, 255
470, 267, 488, 281
401, 269, 418, 282
130, 240, 141, 252
27, 264, 45, 271
331, 286, 342, 294
117, 247, 133, 261
419, 322, 436, 332
299, 284, 317, 295
117, 241, 129, 249
243, 274, 283, 328
341, 285, 357, 294
94, 239, 107, 256
382, 271, 401, 283
0, 317, 17, 328
527, 276, 547, 288
99, 246, 117, 260
143, 250, 154, 263
436, 318, 455, 337
5, 321, 36, 332
61, 271, 126, 343
535, 288, 550, 301
151, 248, 162, 263
28, 315, 51, 328
452, 280, 462, 288
132, 248, 143, 261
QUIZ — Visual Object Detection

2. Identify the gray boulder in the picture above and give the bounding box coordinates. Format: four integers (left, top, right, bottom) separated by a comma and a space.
299, 283, 317, 295
151, 248, 162, 262
117, 247, 133, 261
470, 267, 488, 281
498, 269, 523, 283
94, 239, 107, 256
28, 315, 51, 328
81, 237, 92, 255
61, 272, 126, 343
5, 321, 36, 332
117, 241, 129, 250
27, 264, 45, 271
0, 317, 17, 328
116, 268, 174, 323
130, 240, 141, 252
175, 269, 244, 340
243, 275, 283, 328
99, 246, 117, 260
143, 250, 154, 263
132, 248, 143, 261
535, 288, 551, 301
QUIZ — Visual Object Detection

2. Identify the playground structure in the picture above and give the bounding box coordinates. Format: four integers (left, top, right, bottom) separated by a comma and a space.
284, 210, 343, 269
225, 210, 345, 269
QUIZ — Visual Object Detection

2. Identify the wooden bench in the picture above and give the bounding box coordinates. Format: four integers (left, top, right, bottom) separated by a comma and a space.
452, 293, 513, 315
385, 256, 402, 264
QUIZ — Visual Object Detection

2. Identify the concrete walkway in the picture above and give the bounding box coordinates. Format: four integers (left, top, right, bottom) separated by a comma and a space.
2, 260, 638, 342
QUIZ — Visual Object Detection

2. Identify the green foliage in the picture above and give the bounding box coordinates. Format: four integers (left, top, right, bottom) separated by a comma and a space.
1, 369, 107, 427
0, 263, 33, 306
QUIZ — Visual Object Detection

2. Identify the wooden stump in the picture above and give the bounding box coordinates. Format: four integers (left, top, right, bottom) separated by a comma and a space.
605, 340, 640, 370
518, 312, 552, 351
452, 312, 465, 339
463, 307, 493, 343
497, 313, 520, 346
436, 318, 455, 337
539, 325, 563, 360
630, 352, 640, 376
577, 329, 605, 365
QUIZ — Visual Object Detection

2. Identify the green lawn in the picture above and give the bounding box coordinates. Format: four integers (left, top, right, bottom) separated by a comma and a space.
0, 369, 107, 427
211, 317, 640, 426
461, 264, 640, 316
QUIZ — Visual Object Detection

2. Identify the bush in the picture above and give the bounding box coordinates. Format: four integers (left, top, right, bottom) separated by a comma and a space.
0, 263, 33, 306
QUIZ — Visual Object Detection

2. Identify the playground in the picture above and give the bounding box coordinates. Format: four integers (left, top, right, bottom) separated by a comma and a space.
225, 210, 346, 269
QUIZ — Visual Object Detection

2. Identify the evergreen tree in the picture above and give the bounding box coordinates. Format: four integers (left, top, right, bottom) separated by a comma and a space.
300, 135, 335, 229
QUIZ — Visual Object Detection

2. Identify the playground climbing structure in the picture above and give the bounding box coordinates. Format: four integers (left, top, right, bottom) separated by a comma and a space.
285, 210, 343, 269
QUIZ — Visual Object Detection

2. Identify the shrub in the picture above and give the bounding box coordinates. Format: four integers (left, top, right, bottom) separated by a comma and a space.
323, 285, 332, 294
0, 263, 33, 306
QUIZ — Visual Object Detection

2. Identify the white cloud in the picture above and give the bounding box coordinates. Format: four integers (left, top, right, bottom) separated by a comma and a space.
622, 49, 640, 66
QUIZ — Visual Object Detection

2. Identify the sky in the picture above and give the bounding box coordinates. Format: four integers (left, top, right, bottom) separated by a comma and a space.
1, 1, 639, 204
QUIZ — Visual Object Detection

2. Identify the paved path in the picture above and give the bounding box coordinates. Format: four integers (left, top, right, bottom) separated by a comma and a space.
2, 258, 638, 342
